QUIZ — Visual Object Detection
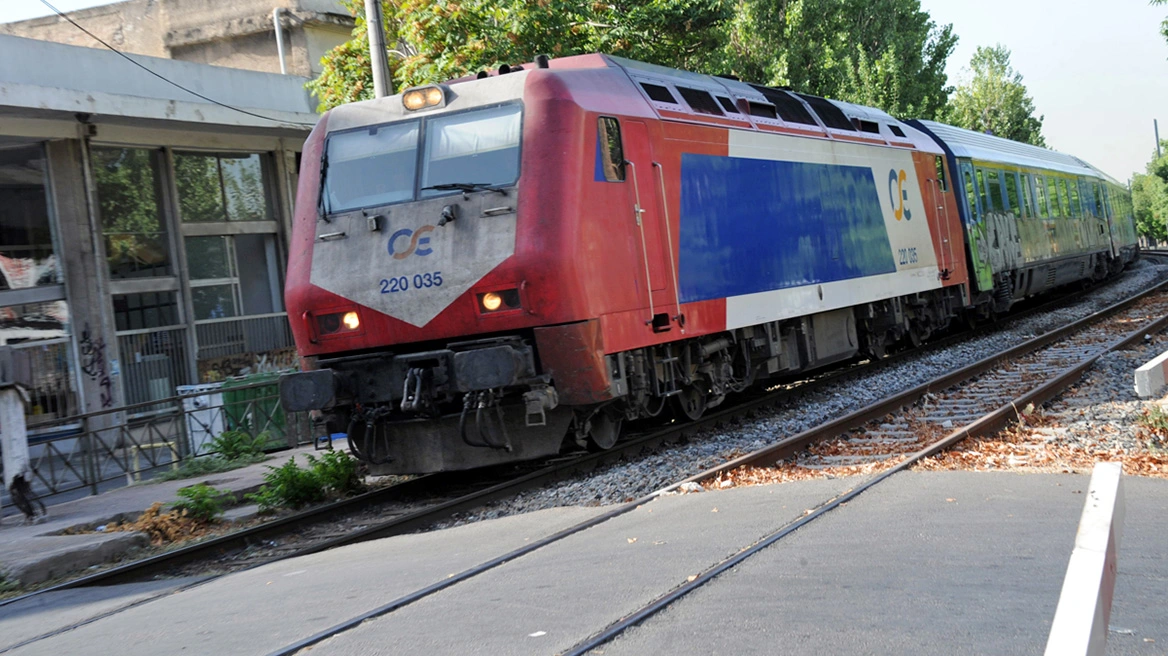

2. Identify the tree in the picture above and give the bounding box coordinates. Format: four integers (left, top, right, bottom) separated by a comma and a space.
945, 45, 1045, 147
1132, 141, 1168, 242
1153, 0, 1168, 48
308, 0, 732, 112
720, 0, 957, 119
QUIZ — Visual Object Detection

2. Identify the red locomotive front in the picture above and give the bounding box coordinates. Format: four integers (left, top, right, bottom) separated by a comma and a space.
282, 56, 649, 473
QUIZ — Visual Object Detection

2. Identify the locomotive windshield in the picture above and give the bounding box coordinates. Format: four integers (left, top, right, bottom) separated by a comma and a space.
321, 103, 522, 214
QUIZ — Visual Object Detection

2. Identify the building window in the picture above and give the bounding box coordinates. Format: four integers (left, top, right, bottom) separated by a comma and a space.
0, 144, 61, 291
175, 152, 273, 222
92, 147, 173, 279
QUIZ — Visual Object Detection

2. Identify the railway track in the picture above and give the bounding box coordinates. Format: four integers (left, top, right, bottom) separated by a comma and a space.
254, 275, 1168, 655
2, 265, 1163, 619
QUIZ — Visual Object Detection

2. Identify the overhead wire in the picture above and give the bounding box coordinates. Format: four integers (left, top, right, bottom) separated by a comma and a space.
36, 0, 318, 129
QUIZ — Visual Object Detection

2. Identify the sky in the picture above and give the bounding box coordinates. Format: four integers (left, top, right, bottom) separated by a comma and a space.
3, 0, 1167, 181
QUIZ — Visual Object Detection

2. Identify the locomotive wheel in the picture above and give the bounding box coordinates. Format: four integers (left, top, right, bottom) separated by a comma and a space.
587, 411, 622, 451
672, 385, 708, 421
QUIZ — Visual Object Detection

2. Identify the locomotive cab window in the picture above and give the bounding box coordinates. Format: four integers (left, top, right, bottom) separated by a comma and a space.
323, 120, 419, 213
598, 117, 626, 182
421, 104, 522, 198
640, 82, 678, 104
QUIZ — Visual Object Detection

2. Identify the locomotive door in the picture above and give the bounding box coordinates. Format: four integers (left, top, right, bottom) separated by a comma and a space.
622, 120, 675, 328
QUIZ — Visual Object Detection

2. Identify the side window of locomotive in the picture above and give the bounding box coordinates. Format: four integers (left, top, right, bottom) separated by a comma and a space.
598, 117, 626, 182
934, 156, 948, 192
716, 96, 740, 114
1056, 179, 1072, 219
676, 87, 725, 117
889, 124, 907, 138
797, 93, 856, 131
640, 83, 678, 105
747, 102, 778, 119
1092, 182, 1104, 218
1101, 185, 1112, 218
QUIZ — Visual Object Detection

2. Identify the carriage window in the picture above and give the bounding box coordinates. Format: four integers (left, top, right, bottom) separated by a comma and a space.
1067, 180, 1082, 218
1035, 175, 1049, 218
1046, 177, 1061, 217
640, 83, 678, 104
1004, 172, 1020, 215
598, 117, 625, 182
323, 120, 419, 213
963, 169, 979, 220
934, 156, 948, 192
985, 169, 1003, 213
1056, 179, 1071, 218
1020, 175, 1034, 218
421, 104, 522, 198
676, 87, 725, 116
1092, 182, 1104, 218
975, 168, 989, 213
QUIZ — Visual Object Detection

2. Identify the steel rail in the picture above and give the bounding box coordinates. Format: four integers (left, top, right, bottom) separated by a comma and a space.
266, 276, 1168, 656
0, 269, 1154, 612
563, 285, 1168, 656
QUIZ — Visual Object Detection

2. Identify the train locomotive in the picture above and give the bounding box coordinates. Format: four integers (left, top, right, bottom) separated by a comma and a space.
279, 54, 1139, 475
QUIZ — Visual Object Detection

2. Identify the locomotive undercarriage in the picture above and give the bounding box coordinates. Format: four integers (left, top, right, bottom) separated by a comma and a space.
283, 260, 1144, 475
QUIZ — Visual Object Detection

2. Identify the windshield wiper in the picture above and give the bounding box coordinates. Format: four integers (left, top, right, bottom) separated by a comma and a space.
421, 182, 508, 195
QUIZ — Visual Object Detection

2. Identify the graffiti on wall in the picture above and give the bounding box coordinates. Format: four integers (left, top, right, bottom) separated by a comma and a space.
79, 323, 114, 408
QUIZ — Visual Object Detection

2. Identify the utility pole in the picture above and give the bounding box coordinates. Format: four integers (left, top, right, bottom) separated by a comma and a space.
364, 0, 391, 98
1157, 119, 1163, 159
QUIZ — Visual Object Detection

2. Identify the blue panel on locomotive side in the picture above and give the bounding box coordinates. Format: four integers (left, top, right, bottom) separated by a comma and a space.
677, 153, 897, 304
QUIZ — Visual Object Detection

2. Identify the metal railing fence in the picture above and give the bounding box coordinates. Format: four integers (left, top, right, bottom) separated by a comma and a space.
1, 377, 312, 508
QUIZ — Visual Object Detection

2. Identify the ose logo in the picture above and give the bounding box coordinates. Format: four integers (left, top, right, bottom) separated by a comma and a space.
888, 168, 912, 221
388, 225, 435, 259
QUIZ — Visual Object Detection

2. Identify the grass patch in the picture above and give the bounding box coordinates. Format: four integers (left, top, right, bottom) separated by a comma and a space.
148, 429, 274, 483
151, 452, 268, 483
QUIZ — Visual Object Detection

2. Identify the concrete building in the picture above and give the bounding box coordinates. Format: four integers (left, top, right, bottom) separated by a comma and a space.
0, 0, 354, 78
0, 32, 316, 433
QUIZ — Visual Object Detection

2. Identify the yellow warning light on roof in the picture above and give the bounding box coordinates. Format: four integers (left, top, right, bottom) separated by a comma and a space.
402, 86, 445, 111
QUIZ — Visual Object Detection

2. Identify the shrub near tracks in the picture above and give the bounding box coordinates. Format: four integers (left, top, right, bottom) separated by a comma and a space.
248, 451, 365, 512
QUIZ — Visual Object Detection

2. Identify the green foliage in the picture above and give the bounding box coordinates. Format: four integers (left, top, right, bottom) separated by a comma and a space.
172, 483, 226, 523
311, 450, 366, 496
945, 44, 1045, 147
0, 573, 18, 595
1132, 141, 1168, 243
724, 0, 956, 118
245, 452, 364, 512
1154, 0, 1168, 47
247, 458, 327, 511
209, 429, 271, 461
308, 0, 956, 118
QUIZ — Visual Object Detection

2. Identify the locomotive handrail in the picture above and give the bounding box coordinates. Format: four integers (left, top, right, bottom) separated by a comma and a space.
625, 159, 657, 323
653, 161, 685, 332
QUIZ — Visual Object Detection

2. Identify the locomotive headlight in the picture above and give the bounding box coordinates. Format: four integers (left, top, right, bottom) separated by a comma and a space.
402, 85, 445, 111
342, 311, 360, 330
316, 310, 362, 336
477, 288, 522, 314
481, 292, 503, 312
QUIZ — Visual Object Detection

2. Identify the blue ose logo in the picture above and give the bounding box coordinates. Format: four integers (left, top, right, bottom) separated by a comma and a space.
388, 225, 435, 259
888, 169, 912, 221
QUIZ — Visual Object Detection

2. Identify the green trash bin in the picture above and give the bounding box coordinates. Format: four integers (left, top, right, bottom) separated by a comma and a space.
220, 372, 287, 450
